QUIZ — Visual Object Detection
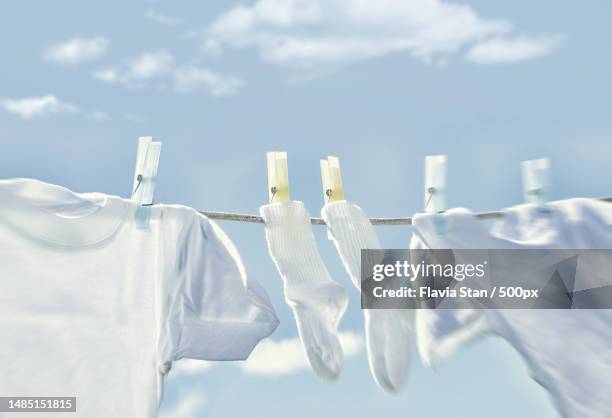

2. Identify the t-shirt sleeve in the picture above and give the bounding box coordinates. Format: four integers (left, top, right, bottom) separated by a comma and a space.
161, 208, 279, 362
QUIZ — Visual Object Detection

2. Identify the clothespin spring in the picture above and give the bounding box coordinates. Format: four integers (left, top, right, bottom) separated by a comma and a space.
424, 186, 436, 211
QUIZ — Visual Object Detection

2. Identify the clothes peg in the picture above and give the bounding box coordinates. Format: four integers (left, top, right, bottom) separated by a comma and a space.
320, 156, 345, 239
266, 151, 290, 203
132, 136, 162, 229
320, 156, 345, 204
522, 158, 551, 210
320, 159, 331, 204
424, 155, 447, 235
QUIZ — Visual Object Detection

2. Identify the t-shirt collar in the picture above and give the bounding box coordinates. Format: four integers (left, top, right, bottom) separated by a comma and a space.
0, 178, 130, 246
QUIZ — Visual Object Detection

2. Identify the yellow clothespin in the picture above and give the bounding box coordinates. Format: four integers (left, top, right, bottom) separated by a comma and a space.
320, 155, 345, 204
320, 155, 345, 239
266, 151, 290, 203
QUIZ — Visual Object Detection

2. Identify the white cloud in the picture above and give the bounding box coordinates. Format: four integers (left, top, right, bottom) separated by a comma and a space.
94, 50, 175, 84
0, 95, 77, 119
146, 10, 182, 26
204, 0, 559, 67
162, 331, 363, 380
45, 37, 109, 66
93, 68, 121, 83
241, 331, 363, 377
94, 51, 243, 96
240, 336, 308, 376
160, 391, 206, 418
0, 95, 109, 121
168, 359, 213, 379
129, 50, 175, 79
173, 66, 243, 96
338, 331, 363, 357
466, 36, 561, 64
121, 112, 146, 123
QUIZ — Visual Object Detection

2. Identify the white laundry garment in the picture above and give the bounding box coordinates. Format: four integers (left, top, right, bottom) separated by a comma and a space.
322, 200, 412, 391
410, 199, 612, 418
260, 201, 348, 380
0, 178, 279, 418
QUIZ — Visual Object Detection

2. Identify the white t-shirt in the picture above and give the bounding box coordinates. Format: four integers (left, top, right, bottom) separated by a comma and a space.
410, 199, 612, 418
0, 178, 279, 418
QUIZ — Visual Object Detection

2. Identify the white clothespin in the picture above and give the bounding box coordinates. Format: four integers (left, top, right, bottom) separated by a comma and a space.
522, 158, 551, 209
132, 137, 162, 229
320, 156, 345, 204
424, 155, 447, 234
266, 151, 290, 203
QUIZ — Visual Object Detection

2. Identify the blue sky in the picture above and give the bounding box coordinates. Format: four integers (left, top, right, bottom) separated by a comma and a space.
1, 1, 611, 417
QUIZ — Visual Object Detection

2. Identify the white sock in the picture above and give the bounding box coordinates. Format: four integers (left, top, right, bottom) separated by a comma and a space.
322, 200, 413, 391
260, 201, 349, 380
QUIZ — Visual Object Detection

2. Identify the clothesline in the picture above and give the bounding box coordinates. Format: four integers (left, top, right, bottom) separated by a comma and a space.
199, 196, 612, 225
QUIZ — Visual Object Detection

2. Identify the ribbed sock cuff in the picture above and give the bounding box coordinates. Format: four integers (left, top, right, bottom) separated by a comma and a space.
321, 201, 380, 289
261, 201, 335, 286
